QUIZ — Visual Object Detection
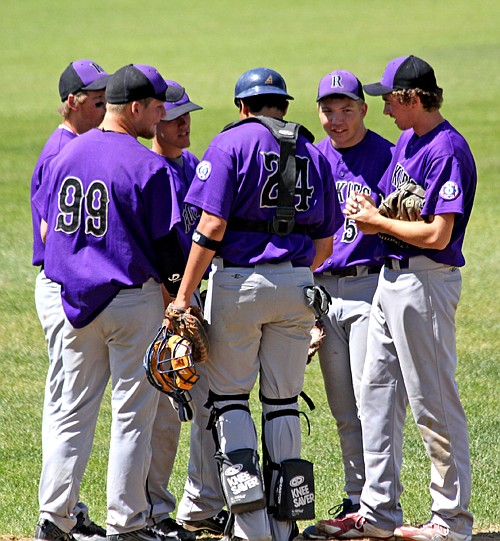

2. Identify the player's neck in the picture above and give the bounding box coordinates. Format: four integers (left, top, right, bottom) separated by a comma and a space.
413, 111, 445, 137
152, 140, 183, 159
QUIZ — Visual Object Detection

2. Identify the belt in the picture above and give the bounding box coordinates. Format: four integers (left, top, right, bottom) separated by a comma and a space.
384, 258, 410, 270
121, 283, 143, 289
222, 259, 303, 268
319, 265, 382, 277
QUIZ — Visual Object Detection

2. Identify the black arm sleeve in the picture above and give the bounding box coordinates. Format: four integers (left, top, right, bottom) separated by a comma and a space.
153, 229, 187, 296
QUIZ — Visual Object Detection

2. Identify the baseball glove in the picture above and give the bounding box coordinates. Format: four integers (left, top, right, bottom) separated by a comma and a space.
378, 179, 426, 248
307, 318, 325, 364
165, 303, 209, 364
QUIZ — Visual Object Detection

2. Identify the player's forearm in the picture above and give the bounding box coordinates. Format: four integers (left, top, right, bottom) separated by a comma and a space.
311, 237, 333, 271
174, 243, 216, 309
374, 214, 454, 250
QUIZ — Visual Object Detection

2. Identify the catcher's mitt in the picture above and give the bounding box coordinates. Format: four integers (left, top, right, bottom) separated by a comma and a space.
378, 179, 426, 248
165, 304, 209, 364
307, 319, 325, 364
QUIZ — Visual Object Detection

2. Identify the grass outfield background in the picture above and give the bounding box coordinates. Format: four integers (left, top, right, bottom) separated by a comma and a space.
0, 0, 499, 537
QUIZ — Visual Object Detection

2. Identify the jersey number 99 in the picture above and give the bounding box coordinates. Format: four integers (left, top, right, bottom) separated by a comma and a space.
56, 176, 109, 237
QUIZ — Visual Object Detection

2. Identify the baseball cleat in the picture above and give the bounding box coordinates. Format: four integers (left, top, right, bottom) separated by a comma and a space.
179, 509, 229, 535
106, 527, 163, 541
303, 499, 362, 540
35, 519, 77, 541
394, 523, 472, 541
150, 518, 195, 541
328, 499, 361, 519
72, 510, 106, 541
315, 514, 395, 539
303, 525, 332, 540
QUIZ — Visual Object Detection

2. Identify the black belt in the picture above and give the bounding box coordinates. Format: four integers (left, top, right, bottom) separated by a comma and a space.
319, 265, 382, 277
222, 259, 303, 268
121, 283, 143, 289
384, 258, 410, 270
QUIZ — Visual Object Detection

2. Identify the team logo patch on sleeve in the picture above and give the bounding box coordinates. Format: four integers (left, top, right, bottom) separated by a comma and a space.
196, 160, 212, 181
439, 181, 460, 201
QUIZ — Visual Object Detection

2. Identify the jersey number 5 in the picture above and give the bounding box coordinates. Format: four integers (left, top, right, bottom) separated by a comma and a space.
56, 176, 109, 237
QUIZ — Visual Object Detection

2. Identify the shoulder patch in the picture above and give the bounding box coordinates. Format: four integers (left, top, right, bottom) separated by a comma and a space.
196, 160, 212, 181
439, 181, 460, 201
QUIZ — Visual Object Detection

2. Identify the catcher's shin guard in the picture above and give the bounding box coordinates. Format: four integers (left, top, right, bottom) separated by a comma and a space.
205, 390, 266, 515
216, 447, 267, 514
261, 392, 316, 521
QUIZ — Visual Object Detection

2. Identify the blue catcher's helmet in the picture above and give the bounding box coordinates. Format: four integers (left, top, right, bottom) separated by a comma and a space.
234, 67, 294, 103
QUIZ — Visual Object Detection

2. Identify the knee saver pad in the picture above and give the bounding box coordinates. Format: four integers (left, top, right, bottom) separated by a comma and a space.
274, 458, 315, 521
216, 448, 266, 514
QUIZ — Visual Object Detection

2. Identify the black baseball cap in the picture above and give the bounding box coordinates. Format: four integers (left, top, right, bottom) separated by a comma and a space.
106, 64, 185, 105
363, 55, 439, 96
59, 59, 109, 102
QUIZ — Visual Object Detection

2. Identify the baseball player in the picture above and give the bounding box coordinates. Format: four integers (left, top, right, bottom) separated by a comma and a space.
314, 56, 476, 541
31, 59, 109, 541
302, 70, 393, 541
32, 64, 186, 541
148, 81, 228, 538
168, 67, 342, 541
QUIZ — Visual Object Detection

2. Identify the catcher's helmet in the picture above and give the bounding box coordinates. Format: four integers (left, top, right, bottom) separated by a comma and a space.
144, 327, 199, 394
234, 68, 294, 103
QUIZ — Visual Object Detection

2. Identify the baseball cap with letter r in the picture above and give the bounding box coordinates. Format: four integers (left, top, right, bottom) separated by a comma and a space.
317, 69, 364, 101
363, 55, 439, 96
59, 59, 109, 102
106, 64, 185, 104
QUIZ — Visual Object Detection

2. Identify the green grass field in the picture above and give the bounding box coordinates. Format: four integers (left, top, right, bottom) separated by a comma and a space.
0, 0, 499, 537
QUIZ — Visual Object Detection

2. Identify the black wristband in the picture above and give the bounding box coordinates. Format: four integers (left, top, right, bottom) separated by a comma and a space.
192, 229, 221, 251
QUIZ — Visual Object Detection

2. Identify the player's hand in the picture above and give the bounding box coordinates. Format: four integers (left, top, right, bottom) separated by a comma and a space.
344, 193, 382, 234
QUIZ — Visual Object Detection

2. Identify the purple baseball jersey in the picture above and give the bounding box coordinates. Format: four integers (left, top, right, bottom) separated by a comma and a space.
33, 128, 181, 328
31, 126, 77, 266
315, 130, 393, 271
378, 120, 477, 266
186, 121, 342, 266
162, 149, 200, 259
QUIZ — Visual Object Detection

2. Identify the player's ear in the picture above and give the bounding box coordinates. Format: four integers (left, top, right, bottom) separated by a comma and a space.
130, 101, 141, 116
239, 101, 251, 119
67, 94, 78, 112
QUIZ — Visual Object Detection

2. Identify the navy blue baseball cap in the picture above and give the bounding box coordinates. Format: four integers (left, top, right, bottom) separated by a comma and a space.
59, 59, 109, 102
106, 64, 185, 104
317, 70, 364, 101
364, 55, 439, 96
162, 80, 202, 121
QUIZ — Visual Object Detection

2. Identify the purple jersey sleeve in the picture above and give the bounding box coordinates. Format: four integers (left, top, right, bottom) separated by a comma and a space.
31, 126, 77, 266
185, 121, 341, 267
41, 129, 181, 327
315, 130, 393, 271
377, 121, 477, 266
